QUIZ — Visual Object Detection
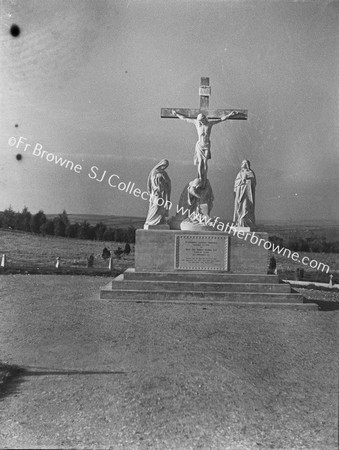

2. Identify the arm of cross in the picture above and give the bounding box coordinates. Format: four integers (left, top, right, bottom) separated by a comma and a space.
161, 108, 247, 120
211, 110, 240, 125
172, 109, 196, 124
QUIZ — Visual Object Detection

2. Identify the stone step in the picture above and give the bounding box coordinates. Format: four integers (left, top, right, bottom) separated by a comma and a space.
100, 288, 304, 303
111, 279, 291, 293
123, 269, 279, 284
99, 295, 318, 310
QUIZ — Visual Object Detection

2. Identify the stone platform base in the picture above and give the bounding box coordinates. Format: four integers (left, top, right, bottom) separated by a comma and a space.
100, 269, 317, 310
101, 229, 317, 310
135, 229, 270, 274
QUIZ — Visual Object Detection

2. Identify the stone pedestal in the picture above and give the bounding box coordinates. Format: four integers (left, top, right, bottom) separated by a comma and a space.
100, 228, 317, 309
135, 229, 270, 274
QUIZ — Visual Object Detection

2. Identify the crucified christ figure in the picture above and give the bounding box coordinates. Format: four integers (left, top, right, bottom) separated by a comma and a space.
172, 109, 238, 182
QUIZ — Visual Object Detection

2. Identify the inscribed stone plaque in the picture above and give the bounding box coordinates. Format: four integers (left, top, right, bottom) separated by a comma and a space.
175, 234, 229, 271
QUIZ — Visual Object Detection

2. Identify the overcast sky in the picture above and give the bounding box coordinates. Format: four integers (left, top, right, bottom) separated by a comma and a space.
1, 0, 338, 223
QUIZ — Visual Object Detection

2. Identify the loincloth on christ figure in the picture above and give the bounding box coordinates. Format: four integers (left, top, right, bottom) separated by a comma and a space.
194, 141, 211, 165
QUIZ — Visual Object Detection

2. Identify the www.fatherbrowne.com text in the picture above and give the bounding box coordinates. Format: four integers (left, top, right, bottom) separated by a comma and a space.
8, 136, 331, 274
175, 205, 330, 274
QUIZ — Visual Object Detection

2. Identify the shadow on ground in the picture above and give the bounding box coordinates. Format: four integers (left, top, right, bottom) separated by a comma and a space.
303, 299, 339, 311
0, 365, 26, 401
290, 287, 339, 311
0, 366, 126, 401
23, 369, 127, 376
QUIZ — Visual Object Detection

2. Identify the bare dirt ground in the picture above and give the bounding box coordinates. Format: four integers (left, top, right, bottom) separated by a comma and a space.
0, 275, 338, 449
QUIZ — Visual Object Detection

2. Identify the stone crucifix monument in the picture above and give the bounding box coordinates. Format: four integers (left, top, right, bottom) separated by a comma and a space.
100, 76, 316, 310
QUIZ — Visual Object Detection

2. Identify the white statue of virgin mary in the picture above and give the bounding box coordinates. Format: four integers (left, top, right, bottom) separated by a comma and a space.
144, 159, 171, 228
233, 160, 256, 228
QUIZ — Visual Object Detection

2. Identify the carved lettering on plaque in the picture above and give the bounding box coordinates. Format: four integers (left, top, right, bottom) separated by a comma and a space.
175, 234, 229, 271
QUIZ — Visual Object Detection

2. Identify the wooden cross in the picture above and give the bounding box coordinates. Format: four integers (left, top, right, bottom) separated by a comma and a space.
161, 77, 247, 120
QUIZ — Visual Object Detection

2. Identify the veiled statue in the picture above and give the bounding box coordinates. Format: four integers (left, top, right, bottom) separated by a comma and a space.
186, 178, 214, 221
233, 159, 256, 228
172, 178, 214, 228
144, 159, 171, 228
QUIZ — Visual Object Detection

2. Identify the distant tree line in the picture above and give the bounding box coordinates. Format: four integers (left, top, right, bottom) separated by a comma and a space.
269, 235, 339, 254
0, 206, 135, 243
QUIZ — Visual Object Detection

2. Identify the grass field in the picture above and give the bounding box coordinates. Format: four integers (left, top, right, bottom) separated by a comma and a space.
275, 251, 339, 273
260, 223, 339, 241
0, 229, 134, 273
1, 228, 338, 274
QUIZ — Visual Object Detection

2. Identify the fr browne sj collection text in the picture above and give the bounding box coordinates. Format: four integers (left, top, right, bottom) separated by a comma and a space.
8, 136, 150, 201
